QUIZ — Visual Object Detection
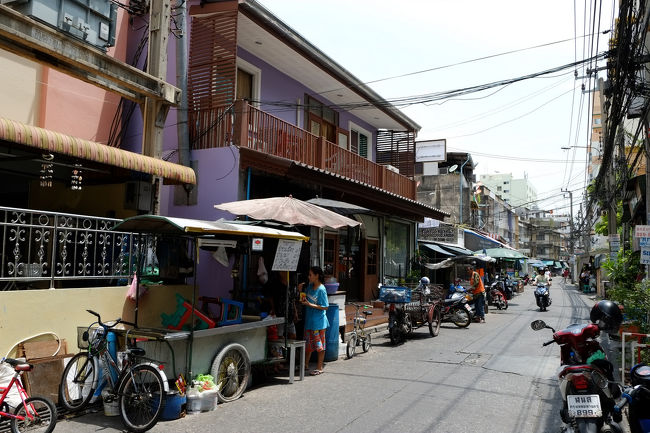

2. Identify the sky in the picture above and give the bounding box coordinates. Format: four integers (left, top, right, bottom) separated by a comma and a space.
258, 0, 616, 217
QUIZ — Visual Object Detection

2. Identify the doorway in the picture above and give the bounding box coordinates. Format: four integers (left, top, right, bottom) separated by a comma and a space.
364, 239, 379, 301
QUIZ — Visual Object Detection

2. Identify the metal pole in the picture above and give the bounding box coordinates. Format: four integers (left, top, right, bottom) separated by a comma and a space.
459, 155, 470, 225
175, 0, 190, 168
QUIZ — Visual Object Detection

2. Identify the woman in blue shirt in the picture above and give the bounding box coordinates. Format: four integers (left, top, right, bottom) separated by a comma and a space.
299, 266, 329, 375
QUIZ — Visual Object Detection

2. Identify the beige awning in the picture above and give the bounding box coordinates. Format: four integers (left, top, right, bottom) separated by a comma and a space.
0, 117, 196, 184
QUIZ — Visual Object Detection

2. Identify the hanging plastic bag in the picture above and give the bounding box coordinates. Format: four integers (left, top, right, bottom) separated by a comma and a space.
126, 273, 147, 301
257, 256, 268, 285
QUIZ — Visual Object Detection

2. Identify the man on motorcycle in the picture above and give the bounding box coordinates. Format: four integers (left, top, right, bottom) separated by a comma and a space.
534, 267, 551, 291
467, 263, 485, 323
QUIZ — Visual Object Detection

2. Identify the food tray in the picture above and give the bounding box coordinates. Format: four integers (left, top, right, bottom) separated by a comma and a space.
379, 286, 411, 303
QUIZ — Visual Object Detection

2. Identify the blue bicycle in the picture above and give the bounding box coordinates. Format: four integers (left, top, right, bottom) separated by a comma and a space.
59, 310, 169, 432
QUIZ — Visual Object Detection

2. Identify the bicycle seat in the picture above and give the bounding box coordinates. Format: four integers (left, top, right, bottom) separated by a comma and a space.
362, 311, 373, 316
125, 347, 146, 357
3, 358, 32, 371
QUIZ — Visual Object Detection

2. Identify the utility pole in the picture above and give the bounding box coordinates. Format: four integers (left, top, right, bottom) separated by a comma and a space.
562, 189, 574, 282
143, 0, 173, 214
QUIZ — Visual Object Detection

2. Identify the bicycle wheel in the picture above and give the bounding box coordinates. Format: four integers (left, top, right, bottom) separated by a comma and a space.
11, 397, 57, 433
362, 333, 371, 352
346, 333, 357, 359
211, 343, 251, 403
59, 352, 96, 412
429, 306, 441, 337
117, 364, 164, 433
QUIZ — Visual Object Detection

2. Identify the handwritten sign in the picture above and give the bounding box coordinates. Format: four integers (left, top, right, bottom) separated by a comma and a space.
271, 239, 302, 271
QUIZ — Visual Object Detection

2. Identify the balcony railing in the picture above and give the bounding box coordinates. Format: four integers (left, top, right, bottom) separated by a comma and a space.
192, 100, 416, 199
0, 206, 150, 289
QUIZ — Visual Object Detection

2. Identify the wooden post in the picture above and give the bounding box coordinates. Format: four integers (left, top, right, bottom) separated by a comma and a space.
233, 99, 249, 148
316, 136, 326, 168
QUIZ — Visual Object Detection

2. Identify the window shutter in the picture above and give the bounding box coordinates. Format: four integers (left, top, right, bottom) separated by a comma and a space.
188, 2, 238, 149
359, 133, 368, 158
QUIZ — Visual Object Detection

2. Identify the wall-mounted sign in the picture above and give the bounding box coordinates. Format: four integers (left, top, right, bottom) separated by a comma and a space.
252, 238, 264, 251
415, 139, 446, 163
418, 226, 459, 244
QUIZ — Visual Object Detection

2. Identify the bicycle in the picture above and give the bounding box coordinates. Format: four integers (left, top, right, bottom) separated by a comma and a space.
0, 357, 56, 433
59, 310, 169, 433
346, 303, 373, 359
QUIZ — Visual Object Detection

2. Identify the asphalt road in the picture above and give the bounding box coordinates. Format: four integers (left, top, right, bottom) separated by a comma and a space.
54, 281, 601, 433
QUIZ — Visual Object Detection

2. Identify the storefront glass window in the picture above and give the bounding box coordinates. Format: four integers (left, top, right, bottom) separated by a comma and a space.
385, 221, 409, 280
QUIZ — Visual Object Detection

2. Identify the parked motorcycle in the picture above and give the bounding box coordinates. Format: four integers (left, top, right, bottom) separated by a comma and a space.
492, 274, 514, 300
487, 282, 508, 310
614, 363, 650, 433
441, 289, 473, 328
534, 283, 552, 311
379, 285, 411, 344
530, 300, 624, 433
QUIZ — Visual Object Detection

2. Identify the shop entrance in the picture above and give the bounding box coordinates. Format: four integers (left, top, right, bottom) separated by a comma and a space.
364, 239, 379, 301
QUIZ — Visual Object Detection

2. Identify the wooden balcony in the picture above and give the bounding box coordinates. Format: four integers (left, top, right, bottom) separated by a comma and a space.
191, 100, 416, 199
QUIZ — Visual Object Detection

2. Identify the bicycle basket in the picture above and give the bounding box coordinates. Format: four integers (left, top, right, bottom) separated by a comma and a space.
378, 286, 411, 303
77, 326, 106, 353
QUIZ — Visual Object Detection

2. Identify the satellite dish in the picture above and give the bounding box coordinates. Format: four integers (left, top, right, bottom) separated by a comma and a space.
448, 164, 458, 173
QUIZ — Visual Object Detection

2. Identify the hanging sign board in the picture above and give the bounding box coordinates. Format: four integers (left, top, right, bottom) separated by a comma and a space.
634, 225, 650, 238
271, 239, 302, 271
641, 247, 650, 265
251, 238, 264, 251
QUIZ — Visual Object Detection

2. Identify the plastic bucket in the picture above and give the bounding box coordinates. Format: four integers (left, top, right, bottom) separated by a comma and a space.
324, 304, 339, 362
161, 392, 186, 421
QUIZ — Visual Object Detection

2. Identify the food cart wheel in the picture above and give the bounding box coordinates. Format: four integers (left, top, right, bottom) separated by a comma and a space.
210, 343, 251, 403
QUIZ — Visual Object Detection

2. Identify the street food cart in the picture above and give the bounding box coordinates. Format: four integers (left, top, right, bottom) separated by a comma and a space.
111, 215, 309, 402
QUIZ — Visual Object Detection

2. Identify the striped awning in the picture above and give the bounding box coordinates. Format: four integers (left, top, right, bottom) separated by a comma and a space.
0, 117, 196, 184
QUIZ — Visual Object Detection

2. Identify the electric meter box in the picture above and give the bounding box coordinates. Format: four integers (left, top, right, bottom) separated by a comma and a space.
1, 0, 117, 50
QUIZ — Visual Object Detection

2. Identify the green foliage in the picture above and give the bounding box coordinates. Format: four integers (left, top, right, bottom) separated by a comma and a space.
593, 203, 623, 236
603, 250, 650, 332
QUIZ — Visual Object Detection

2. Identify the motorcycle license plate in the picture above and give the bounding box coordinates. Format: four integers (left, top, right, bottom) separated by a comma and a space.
566, 394, 602, 418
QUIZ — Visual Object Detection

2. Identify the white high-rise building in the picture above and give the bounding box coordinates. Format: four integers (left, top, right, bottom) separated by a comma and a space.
479, 173, 537, 209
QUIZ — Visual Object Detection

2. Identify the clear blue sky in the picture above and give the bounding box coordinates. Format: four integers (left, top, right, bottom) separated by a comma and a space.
259, 0, 616, 215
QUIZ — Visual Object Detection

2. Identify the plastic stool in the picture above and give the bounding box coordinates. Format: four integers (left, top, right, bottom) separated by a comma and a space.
162, 294, 216, 330
199, 296, 243, 326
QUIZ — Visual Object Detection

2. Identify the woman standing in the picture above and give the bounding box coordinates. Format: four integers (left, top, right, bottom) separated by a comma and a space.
299, 266, 329, 375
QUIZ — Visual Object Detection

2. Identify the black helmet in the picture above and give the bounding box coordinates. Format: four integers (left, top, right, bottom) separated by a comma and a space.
590, 300, 622, 333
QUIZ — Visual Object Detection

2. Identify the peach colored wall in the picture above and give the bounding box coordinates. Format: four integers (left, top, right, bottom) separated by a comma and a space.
40, 6, 130, 143
0, 51, 41, 124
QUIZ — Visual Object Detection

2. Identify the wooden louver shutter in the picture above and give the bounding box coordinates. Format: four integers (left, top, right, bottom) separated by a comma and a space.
188, 2, 238, 149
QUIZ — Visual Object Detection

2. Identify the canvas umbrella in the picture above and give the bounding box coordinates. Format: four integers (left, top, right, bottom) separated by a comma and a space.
473, 248, 527, 259
214, 196, 361, 229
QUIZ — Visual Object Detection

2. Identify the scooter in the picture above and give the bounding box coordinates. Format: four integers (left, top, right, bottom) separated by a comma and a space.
487, 283, 508, 310
441, 289, 473, 328
615, 363, 650, 433
531, 319, 623, 433
534, 283, 552, 311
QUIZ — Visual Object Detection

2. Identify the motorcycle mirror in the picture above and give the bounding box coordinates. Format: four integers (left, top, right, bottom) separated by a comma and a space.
530, 320, 546, 331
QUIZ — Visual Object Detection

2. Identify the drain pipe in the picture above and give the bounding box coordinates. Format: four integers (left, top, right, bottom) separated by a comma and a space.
176, 1, 191, 176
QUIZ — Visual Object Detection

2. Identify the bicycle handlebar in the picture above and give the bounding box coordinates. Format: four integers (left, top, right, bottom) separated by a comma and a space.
350, 303, 371, 309
86, 309, 136, 329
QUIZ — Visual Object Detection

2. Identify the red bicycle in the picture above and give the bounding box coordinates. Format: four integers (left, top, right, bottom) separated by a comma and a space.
0, 357, 57, 433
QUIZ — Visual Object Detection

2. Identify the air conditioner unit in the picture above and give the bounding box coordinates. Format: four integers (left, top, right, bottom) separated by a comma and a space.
385, 165, 400, 174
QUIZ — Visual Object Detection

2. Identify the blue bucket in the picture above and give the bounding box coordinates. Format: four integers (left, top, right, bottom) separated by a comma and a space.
161, 392, 186, 421
324, 304, 339, 362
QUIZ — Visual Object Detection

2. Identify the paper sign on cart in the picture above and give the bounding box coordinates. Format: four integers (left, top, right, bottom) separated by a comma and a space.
272, 239, 302, 271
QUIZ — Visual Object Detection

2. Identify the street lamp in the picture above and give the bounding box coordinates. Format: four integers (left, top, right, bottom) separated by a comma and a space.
449, 155, 471, 225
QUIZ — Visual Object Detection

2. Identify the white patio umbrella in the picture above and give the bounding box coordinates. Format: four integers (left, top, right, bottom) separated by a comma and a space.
214, 196, 361, 229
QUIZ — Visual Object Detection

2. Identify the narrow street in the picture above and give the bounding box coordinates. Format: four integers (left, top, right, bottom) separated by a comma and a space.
55, 281, 602, 433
